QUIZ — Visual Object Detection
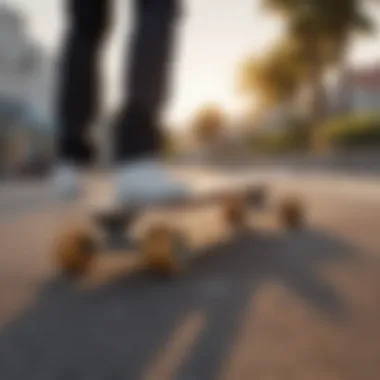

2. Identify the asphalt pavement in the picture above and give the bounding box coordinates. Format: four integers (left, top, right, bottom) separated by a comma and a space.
0, 168, 380, 379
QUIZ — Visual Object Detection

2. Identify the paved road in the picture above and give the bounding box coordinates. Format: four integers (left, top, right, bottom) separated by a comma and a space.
188, 150, 380, 177
1, 168, 380, 379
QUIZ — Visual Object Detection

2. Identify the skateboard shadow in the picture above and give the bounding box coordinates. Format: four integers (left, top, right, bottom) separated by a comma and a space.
171, 227, 358, 379
0, 226, 358, 379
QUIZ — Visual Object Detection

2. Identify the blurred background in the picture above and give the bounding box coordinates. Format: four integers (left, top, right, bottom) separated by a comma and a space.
2, 2, 380, 379
1, 0, 380, 178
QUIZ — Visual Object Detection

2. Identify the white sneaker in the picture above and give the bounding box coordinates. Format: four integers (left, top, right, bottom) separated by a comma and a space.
115, 158, 190, 207
54, 163, 81, 200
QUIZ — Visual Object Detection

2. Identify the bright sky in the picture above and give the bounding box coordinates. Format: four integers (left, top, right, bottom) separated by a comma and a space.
6, 0, 380, 127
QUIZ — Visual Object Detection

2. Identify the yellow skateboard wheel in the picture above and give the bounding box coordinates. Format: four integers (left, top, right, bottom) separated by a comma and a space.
222, 195, 246, 227
278, 197, 304, 229
141, 224, 188, 276
55, 228, 97, 277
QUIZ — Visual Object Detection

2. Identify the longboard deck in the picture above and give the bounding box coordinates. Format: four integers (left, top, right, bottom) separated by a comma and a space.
54, 177, 304, 280
92, 182, 268, 221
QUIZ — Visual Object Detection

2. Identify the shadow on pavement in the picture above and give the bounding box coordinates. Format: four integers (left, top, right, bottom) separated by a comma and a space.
175, 227, 357, 379
0, 227, 358, 379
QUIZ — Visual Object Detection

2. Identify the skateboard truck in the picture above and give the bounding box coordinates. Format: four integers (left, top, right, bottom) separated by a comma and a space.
246, 184, 267, 208
93, 210, 137, 250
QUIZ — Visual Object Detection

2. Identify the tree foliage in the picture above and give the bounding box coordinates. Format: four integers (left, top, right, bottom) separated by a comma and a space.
192, 104, 226, 143
240, 39, 305, 107
263, 0, 375, 67
243, 0, 376, 132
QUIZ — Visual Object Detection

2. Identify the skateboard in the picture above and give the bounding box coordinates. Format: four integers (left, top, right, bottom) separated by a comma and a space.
54, 182, 304, 279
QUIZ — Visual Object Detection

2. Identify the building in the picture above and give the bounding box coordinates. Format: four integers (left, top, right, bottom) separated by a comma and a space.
333, 64, 380, 115
0, 4, 54, 177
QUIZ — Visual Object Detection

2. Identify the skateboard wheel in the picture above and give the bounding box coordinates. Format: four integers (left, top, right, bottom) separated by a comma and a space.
141, 224, 188, 276
222, 195, 246, 227
54, 228, 97, 277
278, 197, 304, 229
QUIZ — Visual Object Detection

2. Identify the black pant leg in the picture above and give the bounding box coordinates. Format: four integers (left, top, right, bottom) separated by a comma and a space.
56, 0, 111, 165
114, 0, 182, 162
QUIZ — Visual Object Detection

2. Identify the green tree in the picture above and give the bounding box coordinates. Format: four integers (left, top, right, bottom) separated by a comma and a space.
262, 0, 376, 145
192, 104, 226, 144
239, 39, 305, 109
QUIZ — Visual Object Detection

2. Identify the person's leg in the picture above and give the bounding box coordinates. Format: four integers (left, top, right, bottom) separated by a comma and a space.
55, 0, 111, 198
114, 0, 181, 162
113, 0, 188, 206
